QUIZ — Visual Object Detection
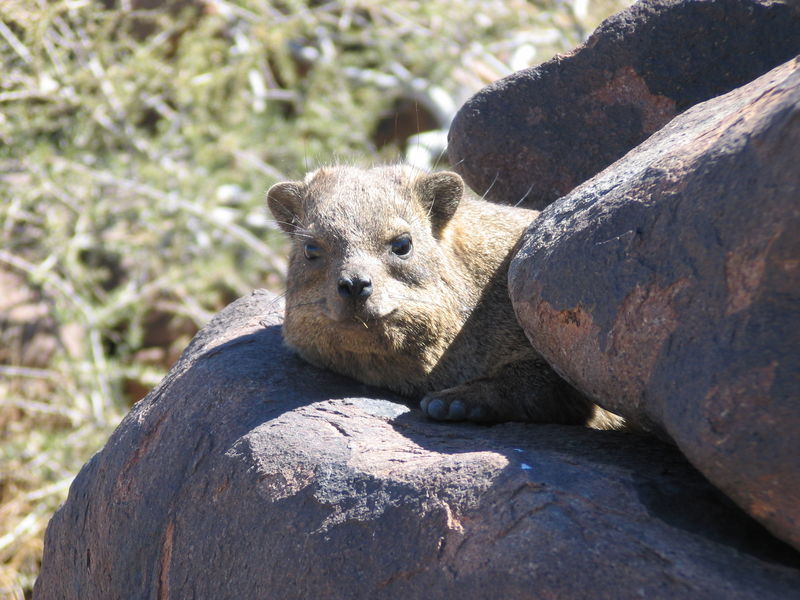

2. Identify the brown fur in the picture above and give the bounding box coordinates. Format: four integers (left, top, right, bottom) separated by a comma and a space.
268, 165, 622, 428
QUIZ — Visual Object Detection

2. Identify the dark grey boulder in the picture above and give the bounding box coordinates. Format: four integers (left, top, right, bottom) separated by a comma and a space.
35, 290, 800, 599
509, 57, 800, 550
448, 0, 800, 209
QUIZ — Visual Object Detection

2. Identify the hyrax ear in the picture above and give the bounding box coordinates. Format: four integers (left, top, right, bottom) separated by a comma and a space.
415, 171, 464, 234
266, 181, 306, 234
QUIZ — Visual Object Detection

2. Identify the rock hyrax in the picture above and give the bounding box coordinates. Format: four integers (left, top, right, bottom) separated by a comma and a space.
268, 165, 621, 428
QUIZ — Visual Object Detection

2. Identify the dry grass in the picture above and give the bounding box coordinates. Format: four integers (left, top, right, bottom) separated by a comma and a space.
0, 0, 630, 594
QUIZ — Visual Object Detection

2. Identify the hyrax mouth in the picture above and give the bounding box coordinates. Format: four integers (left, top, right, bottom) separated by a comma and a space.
328, 302, 396, 327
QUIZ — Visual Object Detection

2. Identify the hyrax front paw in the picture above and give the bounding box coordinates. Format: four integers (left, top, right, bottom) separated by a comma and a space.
420, 389, 493, 423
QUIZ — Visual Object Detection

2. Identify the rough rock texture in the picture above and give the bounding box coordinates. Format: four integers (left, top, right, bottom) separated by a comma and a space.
509, 57, 800, 552
448, 0, 800, 209
35, 291, 800, 599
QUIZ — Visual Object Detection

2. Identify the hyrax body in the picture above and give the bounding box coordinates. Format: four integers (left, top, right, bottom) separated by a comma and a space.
268, 165, 621, 428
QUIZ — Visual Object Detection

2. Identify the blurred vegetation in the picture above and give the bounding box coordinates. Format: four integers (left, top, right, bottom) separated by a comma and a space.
0, 0, 631, 594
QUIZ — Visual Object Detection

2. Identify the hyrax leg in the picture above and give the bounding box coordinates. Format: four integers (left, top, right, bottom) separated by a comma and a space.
420, 359, 621, 428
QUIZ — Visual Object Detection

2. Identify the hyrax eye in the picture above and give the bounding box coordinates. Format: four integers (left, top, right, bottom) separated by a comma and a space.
303, 242, 322, 260
390, 234, 413, 258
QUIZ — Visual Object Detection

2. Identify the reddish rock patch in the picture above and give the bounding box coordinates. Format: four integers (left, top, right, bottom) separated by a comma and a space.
449, 0, 800, 209
509, 58, 800, 548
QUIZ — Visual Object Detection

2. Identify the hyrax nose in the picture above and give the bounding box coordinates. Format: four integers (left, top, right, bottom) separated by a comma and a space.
337, 275, 373, 299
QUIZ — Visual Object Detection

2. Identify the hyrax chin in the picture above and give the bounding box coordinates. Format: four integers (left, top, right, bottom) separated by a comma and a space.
267, 164, 622, 429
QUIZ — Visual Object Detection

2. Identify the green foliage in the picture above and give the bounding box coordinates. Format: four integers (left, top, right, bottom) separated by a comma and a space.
0, 0, 630, 593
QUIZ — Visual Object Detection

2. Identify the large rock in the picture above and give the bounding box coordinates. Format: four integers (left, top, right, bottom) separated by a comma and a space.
35, 291, 800, 599
448, 0, 800, 209
509, 57, 800, 551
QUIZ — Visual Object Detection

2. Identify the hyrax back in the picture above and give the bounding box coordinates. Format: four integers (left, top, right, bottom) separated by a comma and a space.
268, 165, 621, 428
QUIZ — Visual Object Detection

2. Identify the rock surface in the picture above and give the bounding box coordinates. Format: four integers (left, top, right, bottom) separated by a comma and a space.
509, 57, 800, 551
35, 291, 800, 599
448, 0, 800, 209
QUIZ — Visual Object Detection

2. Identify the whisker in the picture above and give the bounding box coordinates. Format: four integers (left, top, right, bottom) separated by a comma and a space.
377, 292, 467, 313
263, 217, 315, 242
431, 143, 449, 171
284, 298, 326, 311
513, 183, 534, 208
480, 171, 500, 202
265, 218, 301, 230
258, 291, 289, 322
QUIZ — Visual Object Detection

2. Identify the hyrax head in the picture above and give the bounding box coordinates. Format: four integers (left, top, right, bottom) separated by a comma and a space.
267, 165, 464, 339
